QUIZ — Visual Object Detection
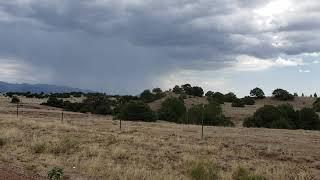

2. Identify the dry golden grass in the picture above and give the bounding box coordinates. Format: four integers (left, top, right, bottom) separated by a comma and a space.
0, 96, 319, 179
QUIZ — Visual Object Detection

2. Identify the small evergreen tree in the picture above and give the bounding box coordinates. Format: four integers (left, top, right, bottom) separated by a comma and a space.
272, 89, 294, 101
158, 97, 186, 123
232, 98, 245, 107
224, 92, 237, 102
118, 101, 156, 122
173, 85, 183, 94
250, 88, 265, 99
242, 96, 255, 105
11, 96, 20, 104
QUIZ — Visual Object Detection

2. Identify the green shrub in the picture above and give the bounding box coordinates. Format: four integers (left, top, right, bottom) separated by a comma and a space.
48, 167, 64, 180
232, 98, 245, 107
158, 97, 186, 123
232, 167, 267, 180
189, 161, 219, 180
186, 103, 234, 126
118, 101, 155, 122
272, 89, 294, 101
43, 94, 113, 115
11, 96, 20, 104
244, 105, 320, 130
242, 96, 255, 105
224, 92, 237, 102
192, 86, 204, 97
42, 97, 64, 108
207, 92, 225, 104
313, 98, 320, 112
173, 85, 183, 94
243, 105, 286, 128
140, 89, 165, 103
250, 88, 265, 99
180, 84, 204, 97
140, 89, 155, 103
205, 91, 214, 97
294, 108, 320, 130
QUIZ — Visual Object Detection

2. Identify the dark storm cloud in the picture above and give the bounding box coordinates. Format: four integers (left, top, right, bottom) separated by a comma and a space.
0, 0, 319, 93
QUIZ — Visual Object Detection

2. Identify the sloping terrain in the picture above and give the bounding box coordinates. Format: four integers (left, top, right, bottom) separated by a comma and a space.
149, 94, 316, 126
0, 96, 319, 179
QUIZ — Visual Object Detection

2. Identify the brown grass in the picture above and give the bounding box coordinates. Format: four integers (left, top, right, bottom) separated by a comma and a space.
0, 96, 319, 179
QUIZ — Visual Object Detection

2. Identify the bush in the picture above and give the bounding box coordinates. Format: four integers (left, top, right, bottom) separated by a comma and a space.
207, 92, 225, 104
152, 88, 163, 94
158, 97, 186, 123
243, 105, 289, 129
186, 103, 234, 126
224, 92, 237, 102
313, 98, 320, 112
294, 108, 320, 130
43, 94, 116, 115
232, 167, 267, 180
11, 96, 20, 104
173, 85, 183, 94
205, 91, 214, 97
140, 89, 155, 103
244, 105, 320, 130
232, 98, 245, 107
272, 89, 294, 101
192, 86, 204, 97
189, 161, 219, 180
117, 101, 156, 122
140, 89, 165, 103
180, 84, 204, 97
250, 88, 265, 99
242, 96, 255, 105
48, 167, 64, 180
42, 97, 64, 108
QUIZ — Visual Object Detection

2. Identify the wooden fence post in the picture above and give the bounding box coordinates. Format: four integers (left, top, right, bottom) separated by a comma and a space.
16, 102, 19, 117
201, 104, 204, 140
61, 111, 64, 123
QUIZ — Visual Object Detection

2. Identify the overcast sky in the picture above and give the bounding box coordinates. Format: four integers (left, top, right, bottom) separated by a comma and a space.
0, 0, 320, 96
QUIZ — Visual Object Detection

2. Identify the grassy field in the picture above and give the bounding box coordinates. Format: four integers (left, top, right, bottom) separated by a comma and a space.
0, 96, 319, 179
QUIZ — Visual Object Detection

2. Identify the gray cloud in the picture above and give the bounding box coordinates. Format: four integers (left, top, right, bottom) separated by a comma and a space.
0, 0, 319, 94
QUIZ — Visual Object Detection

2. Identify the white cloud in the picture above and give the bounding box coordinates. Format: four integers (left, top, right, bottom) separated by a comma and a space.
0, 57, 53, 83
313, 60, 320, 64
229, 55, 304, 72
158, 69, 229, 93
299, 69, 311, 73
303, 52, 320, 57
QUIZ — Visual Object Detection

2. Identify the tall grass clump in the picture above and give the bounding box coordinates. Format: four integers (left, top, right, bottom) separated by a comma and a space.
189, 161, 220, 180
232, 167, 267, 180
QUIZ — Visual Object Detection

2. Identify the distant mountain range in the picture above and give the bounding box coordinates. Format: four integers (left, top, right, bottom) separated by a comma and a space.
0, 81, 93, 93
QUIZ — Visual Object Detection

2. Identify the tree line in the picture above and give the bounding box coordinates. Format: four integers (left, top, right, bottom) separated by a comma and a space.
6, 85, 320, 130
